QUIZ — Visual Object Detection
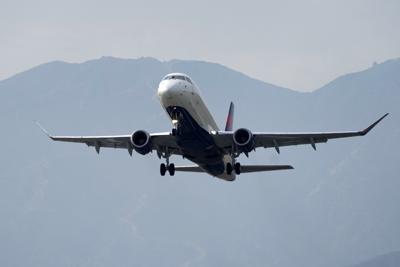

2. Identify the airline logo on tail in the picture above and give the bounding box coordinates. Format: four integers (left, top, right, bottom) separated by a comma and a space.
225, 102, 234, 131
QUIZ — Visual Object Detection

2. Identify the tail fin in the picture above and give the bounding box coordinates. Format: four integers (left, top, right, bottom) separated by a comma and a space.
225, 102, 234, 131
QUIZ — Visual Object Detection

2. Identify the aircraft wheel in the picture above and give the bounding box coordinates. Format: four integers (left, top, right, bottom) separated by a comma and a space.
168, 163, 175, 176
160, 163, 167, 176
234, 162, 241, 175
172, 128, 177, 136
226, 163, 233, 175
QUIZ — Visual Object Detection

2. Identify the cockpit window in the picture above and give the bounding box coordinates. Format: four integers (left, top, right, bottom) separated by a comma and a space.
163, 75, 192, 84
185, 77, 193, 84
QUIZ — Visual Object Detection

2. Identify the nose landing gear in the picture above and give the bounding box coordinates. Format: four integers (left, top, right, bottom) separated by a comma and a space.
170, 108, 182, 137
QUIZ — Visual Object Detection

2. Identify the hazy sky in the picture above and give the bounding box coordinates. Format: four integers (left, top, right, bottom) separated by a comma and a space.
1, 0, 399, 91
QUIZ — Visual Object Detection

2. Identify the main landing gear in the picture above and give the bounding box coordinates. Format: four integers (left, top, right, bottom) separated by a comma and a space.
159, 149, 175, 176
160, 163, 175, 176
226, 162, 241, 175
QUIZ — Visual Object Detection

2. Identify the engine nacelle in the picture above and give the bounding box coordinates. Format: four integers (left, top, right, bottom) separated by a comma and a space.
233, 128, 255, 152
130, 130, 152, 155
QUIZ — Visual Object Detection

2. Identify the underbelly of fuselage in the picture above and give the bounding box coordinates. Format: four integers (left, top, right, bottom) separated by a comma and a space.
159, 87, 235, 180
166, 105, 226, 177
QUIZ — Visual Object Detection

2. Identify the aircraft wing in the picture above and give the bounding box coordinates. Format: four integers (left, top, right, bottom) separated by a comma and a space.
214, 113, 388, 153
37, 123, 179, 155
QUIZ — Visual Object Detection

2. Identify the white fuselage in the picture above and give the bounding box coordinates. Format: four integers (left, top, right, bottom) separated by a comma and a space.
157, 73, 234, 180
157, 74, 219, 132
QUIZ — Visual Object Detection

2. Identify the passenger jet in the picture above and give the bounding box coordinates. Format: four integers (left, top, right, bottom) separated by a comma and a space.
39, 73, 388, 181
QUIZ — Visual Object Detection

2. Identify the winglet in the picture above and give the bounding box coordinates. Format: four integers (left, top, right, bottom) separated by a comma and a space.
360, 113, 389, 136
225, 102, 234, 131
35, 122, 54, 140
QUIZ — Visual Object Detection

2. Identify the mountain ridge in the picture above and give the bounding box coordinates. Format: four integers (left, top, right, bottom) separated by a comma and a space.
350, 251, 400, 267
2, 56, 399, 94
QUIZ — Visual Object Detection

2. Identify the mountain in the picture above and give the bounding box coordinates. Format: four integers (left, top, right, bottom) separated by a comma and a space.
350, 251, 400, 267
0, 56, 399, 267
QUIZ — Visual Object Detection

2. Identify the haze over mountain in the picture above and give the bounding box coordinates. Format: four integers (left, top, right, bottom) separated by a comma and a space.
350, 251, 400, 267
0, 57, 399, 267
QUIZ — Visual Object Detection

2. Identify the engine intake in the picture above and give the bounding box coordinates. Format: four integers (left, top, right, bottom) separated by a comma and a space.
233, 128, 255, 152
130, 130, 152, 155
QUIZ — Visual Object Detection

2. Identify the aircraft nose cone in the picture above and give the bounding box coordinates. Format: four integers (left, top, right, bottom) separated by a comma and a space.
158, 80, 181, 99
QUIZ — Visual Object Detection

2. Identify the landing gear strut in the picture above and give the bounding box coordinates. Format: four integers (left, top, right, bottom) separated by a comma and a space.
159, 149, 175, 176
171, 123, 182, 136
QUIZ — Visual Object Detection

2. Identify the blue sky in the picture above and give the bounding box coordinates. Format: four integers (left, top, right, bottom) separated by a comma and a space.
1, 0, 399, 91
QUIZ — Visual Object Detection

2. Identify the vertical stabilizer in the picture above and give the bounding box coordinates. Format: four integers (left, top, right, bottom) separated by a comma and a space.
225, 102, 234, 131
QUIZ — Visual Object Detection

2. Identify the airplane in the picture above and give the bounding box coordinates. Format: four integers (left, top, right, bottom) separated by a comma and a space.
38, 73, 388, 181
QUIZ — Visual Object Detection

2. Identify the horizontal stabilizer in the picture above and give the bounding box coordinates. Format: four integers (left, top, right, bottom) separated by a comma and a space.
174, 164, 294, 173
240, 165, 294, 173
174, 166, 205, 172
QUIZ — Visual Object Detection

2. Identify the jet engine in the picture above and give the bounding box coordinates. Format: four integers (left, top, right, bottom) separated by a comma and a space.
130, 130, 152, 155
233, 128, 255, 153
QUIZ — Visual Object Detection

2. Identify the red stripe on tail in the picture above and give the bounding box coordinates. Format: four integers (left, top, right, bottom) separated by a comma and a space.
225, 102, 234, 131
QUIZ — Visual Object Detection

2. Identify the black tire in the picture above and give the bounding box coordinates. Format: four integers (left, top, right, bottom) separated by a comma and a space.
226, 163, 233, 175
168, 163, 175, 176
172, 128, 177, 136
234, 162, 241, 175
160, 163, 167, 176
